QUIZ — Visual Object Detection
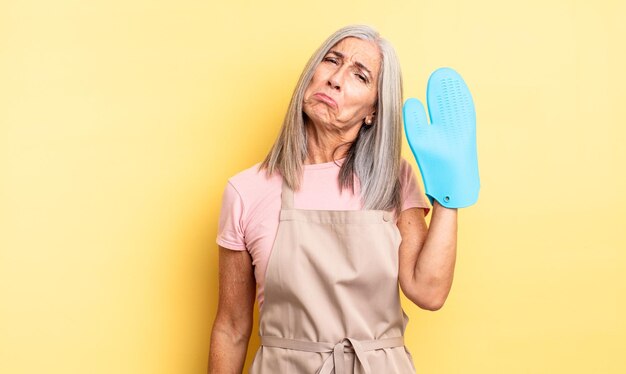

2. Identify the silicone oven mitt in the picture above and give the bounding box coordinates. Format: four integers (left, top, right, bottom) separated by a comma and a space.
402, 67, 480, 209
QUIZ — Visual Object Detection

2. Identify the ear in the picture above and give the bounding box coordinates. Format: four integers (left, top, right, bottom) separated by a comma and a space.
369, 111, 377, 123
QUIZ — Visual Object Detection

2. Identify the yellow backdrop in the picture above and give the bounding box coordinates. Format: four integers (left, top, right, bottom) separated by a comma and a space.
1, 0, 624, 373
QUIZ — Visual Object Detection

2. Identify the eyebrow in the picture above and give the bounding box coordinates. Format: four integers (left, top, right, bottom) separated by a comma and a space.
327, 50, 372, 77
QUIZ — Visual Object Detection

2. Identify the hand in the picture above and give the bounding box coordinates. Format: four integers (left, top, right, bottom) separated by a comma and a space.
402, 67, 480, 208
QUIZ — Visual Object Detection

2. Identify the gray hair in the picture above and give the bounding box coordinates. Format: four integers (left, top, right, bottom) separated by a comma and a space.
258, 24, 403, 214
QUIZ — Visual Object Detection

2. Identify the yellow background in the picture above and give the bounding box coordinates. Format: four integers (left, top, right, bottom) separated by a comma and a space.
1, 0, 624, 373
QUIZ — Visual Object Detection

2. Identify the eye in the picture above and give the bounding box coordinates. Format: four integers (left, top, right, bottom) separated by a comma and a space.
324, 57, 338, 64
356, 73, 367, 83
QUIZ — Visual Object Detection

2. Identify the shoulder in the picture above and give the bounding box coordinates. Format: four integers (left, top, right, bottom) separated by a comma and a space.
228, 161, 278, 187
397, 156, 431, 216
225, 161, 281, 207
399, 157, 416, 181
400, 157, 411, 170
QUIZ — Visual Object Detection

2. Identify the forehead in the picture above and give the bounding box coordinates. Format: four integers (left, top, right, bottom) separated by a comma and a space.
329, 37, 381, 73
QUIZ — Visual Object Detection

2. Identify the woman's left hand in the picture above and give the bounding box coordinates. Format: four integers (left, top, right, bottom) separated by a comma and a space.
402, 67, 480, 208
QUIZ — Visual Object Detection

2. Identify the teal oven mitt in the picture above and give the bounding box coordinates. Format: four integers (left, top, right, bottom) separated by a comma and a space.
402, 67, 480, 208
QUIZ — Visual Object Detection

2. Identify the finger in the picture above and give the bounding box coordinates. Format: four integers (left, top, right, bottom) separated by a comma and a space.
403, 98, 429, 140
426, 67, 476, 131
403, 98, 430, 157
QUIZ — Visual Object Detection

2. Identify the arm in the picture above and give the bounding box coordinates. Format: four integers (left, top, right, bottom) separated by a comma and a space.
208, 246, 256, 374
397, 203, 458, 311
398, 67, 477, 311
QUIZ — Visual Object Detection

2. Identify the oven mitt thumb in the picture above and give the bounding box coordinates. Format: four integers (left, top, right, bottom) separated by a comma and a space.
402, 67, 480, 208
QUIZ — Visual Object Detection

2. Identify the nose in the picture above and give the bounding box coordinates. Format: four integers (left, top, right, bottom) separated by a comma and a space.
327, 68, 344, 90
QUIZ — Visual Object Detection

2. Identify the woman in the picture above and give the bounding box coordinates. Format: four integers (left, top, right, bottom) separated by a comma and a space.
209, 24, 459, 373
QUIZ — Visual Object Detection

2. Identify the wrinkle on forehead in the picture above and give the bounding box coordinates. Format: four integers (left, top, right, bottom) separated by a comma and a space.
331, 37, 381, 78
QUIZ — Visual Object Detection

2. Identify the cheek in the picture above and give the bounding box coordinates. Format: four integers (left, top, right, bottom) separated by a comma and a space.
305, 72, 324, 96
310, 66, 325, 81
348, 88, 377, 113
363, 87, 378, 110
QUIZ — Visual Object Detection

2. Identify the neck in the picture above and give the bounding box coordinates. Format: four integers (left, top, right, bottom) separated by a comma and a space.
304, 120, 357, 165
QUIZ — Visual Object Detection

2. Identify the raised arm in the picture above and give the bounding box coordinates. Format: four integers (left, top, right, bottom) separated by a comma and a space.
398, 67, 478, 310
397, 204, 457, 311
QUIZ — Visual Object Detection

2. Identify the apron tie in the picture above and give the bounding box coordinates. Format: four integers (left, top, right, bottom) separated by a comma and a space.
261, 335, 405, 374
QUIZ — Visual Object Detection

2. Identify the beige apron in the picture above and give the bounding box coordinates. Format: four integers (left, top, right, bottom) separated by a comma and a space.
249, 177, 417, 374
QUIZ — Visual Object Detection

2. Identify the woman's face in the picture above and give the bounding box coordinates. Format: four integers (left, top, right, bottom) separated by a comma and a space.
303, 37, 381, 131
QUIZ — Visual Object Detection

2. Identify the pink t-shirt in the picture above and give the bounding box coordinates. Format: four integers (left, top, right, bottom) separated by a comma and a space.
216, 157, 431, 310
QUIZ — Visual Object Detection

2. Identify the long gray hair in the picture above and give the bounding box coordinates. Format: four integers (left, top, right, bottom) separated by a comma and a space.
258, 24, 403, 213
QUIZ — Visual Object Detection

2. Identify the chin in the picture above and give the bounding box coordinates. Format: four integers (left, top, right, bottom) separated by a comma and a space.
304, 110, 328, 125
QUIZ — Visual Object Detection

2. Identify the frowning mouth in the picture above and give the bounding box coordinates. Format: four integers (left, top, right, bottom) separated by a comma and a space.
313, 93, 337, 109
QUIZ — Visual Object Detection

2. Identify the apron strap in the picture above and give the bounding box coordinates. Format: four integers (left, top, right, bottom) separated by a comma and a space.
281, 177, 294, 210
261, 335, 405, 374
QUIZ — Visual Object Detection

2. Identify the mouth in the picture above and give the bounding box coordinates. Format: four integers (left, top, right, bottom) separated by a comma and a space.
313, 93, 338, 109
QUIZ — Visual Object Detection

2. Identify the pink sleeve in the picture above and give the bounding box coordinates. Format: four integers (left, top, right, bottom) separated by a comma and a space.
400, 159, 431, 217
216, 181, 247, 251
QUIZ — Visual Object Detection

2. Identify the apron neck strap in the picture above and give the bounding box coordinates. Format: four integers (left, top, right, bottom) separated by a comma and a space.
281, 178, 294, 209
